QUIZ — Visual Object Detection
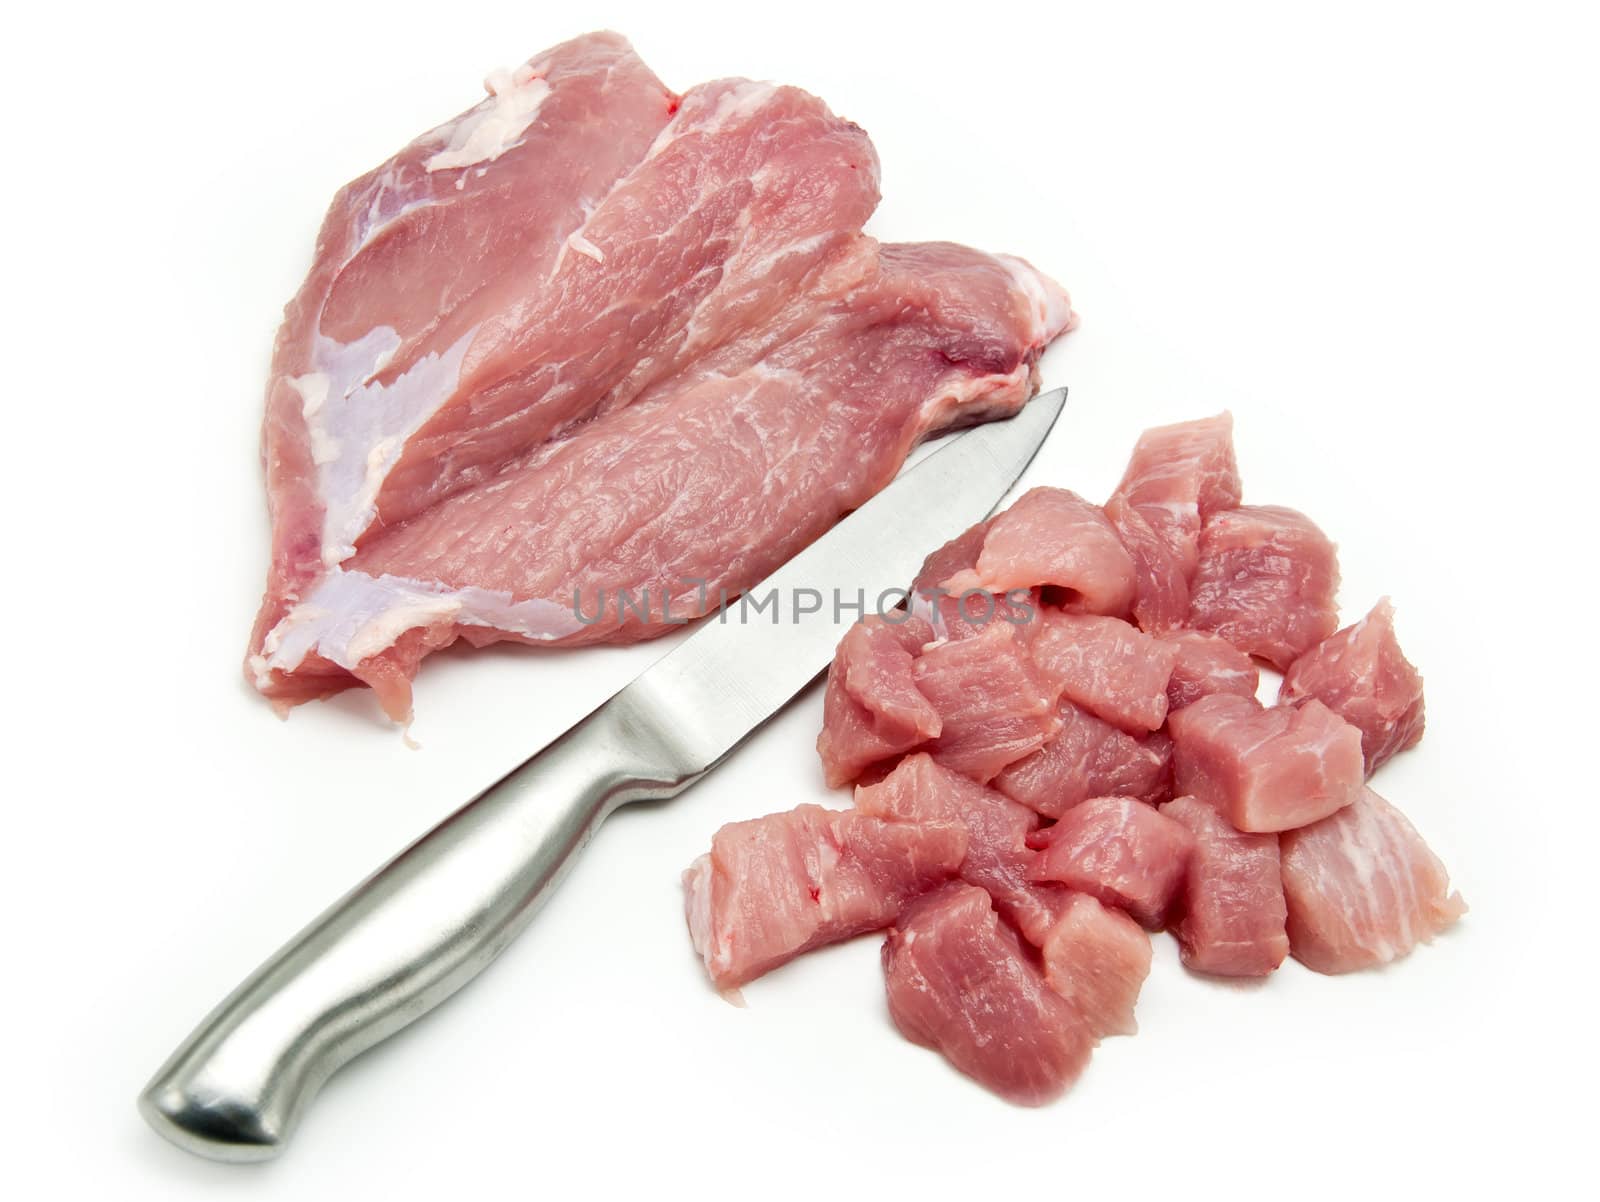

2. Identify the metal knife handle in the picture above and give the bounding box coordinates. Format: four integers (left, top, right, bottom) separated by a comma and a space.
139, 693, 699, 1162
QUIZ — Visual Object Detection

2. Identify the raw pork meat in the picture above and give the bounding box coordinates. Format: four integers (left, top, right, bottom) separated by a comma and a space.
1279, 599, 1425, 774
993, 703, 1173, 817
1169, 694, 1364, 832
247, 34, 1075, 716
1161, 629, 1260, 712
1279, 787, 1465, 973
1110, 412, 1242, 574
910, 519, 1040, 639
1161, 795, 1289, 977
942, 488, 1136, 617
855, 753, 1066, 943
683, 804, 966, 989
1188, 505, 1340, 670
913, 620, 1060, 782
1103, 492, 1190, 632
1027, 797, 1194, 929
882, 884, 1093, 1105
1036, 892, 1152, 1039
1030, 610, 1178, 733
816, 616, 940, 787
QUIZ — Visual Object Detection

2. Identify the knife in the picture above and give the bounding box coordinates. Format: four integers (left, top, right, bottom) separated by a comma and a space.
140, 387, 1067, 1162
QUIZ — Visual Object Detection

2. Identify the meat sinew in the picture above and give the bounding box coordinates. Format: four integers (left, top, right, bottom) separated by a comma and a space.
1161, 795, 1289, 978
1279, 787, 1465, 973
1168, 694, 1364, 833
882, 884, 1094, 1105
683, 804, 966, 990
1027, 796, 1194, 929
1187, 505, 1341, 670
248, 34, 1074, 717
1279, 598, 1425, 774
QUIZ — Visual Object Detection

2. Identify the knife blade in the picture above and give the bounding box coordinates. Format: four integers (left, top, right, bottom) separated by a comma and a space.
140, 387, 1066, 1162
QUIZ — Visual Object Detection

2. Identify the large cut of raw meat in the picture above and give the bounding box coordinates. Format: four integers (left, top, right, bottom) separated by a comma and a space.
245, 32, 1074, 718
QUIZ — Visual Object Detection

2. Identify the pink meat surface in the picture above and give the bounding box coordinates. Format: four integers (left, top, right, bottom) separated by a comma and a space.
1280, 787, 1465, 973
994, 703, 1173, 817
914, 620, 1061, 783
1037, 892, 1153, 1039
1104, 492, 1190, 633
1279, 599, 1425, 774
1162, 629, 1261, 712
1110, 412, 1242, 575
817, 616, 940, 787
247, 36, 1074, 717
943, 488, 1136, 617
1188, 505, 1340, 671
855, 752, 1067, 943
1161, 795, 1289, 978
1027, 796, 1195, 929
882, 884, 1094, 1105
683, 803, 967, 990
1031, 610, 1179, 733
1169, 694, 1364, 833
910, 519, 1041, 640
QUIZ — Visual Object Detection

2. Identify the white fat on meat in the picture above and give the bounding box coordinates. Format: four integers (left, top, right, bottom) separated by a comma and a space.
256, 569, 586, 685
425, 65, 553, 173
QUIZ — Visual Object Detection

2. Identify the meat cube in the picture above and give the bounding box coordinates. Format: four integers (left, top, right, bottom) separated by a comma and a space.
1037, 892, 1153, 1039
1110, 412, 1243, 574
683, 804, 967, 989
914, 620, 1060, 782
1280, 787, 1465, 973
1027, 797, 1195, 929
1104, 492, 1190, 633
941, 488, 1136, 617
993, 702, 1173, 818
856, 752, 1067, 943
882, 884, 1094, 1105
1279, 598, 1425, 774
1188, 505, 1340, 670
816, 615, 940, 786
1031, 610, 1179, 733
1162, 629, 1261, 712
1160, 795, 1289, 977
1169, 694, 1364, 833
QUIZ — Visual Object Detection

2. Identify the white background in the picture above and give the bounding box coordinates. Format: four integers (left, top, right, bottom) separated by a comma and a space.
4, 1, 1596, 1196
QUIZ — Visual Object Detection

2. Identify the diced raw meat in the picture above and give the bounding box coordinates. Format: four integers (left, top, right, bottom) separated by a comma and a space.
1110, 412, 1242, 574
1279, 599, 1425, 774
1188, 505, 1340, 671
994, 703, 1173, 817
910, 523, 1042, 639
942, 488, 1136, 617
1161, 629, 1261, 712
1027, 797, 1194, 929
1103, 492, 1189, 632
247, 34, 1076, 717
817, 616, 940, 787
882, 884, 1093, 1105
1160, 795, 1289, 977
1036, 892, 1153, 1039
1030, 610, 1178, 733
683, 803, 967, 990
855, 753, 1066, 943
1169, 694, 1364, 833
1279, 787, 1465, 973
914, 621, 1060, 782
